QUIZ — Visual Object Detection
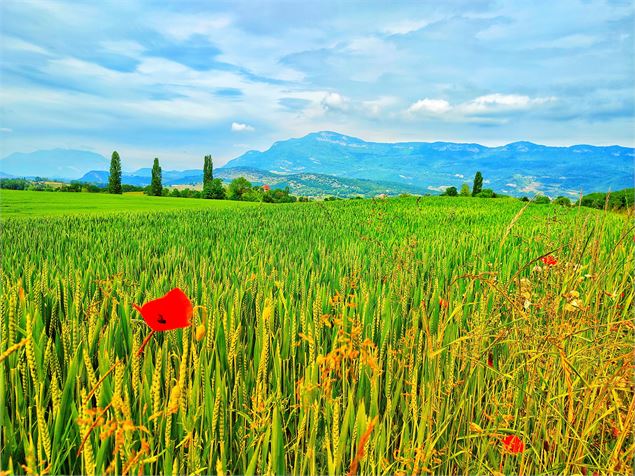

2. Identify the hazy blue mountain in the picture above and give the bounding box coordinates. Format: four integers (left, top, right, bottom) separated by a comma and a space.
7, 132, 634, 197
0, 149, 109, 179
223, 131, 634, 196
78, 169, 203, 187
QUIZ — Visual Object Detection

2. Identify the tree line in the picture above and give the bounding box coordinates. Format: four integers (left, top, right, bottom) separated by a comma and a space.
108, 152, 298, 203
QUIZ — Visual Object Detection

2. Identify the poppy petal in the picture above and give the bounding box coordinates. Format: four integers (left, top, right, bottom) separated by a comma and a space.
133, 288, 193, 332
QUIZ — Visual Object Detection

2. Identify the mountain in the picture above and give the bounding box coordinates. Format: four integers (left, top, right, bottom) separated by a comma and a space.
77, 166, 418, 197
6, 133, 634, 197
78, 169, 203, 187
216, 166, 428, 197
223, 131, 634, 196
0, 149, 109, 179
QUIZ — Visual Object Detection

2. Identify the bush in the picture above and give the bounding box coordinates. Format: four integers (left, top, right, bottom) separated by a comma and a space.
442, 186, 458, 197
203, 178, 226, 200
579, 189, 634, 210
475, 189, 496, 198
533, 195, 551, 204
228, 177, 252, 201
553, 196, 571, 207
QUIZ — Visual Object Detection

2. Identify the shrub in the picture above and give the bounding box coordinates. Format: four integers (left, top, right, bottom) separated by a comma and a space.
553, 196, 571, 207
533, 195, 551, 204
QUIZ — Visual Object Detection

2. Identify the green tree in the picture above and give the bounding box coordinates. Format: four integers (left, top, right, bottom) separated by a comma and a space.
533, 195, 551, 204
443, 186, 458, 196
472, 171, 483, 196
202, 155, 214, 199
207, 178, 226, 199
475, 188, 496, 198
228, 177, 251, 200
553, 196, 571, 207
459, 183, 470, 197
108, 151, 122, 194
151, 158, 162, 196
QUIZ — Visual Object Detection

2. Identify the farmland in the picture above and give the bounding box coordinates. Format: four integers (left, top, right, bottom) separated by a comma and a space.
0, 190, 257, 218
0, 194, 633, 475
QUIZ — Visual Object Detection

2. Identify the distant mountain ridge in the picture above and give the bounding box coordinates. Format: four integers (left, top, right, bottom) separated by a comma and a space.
224, 132, 634, 196
74, 166, 423, 197
0, 149, 108, 179
2, 133, 633, 197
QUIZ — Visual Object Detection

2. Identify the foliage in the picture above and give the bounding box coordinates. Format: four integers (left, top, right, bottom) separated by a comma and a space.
460, 183, 471, 196
202, 155, 214, 199
533, 195, 551, 204
150, 158, 162, 197
442, 186, 458, 196
262, 187, 296, 203
553, 196, 572, 207
0, 196, 632, 475
579, 188, 634, 210
475, 188, 496, 198
0, 178, 31, 190
108, 151, 122, 195
472, 171, 483, 196
227, 177, 253, 200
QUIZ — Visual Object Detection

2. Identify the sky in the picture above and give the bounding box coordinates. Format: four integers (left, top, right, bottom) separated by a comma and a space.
1, 0, 634, 169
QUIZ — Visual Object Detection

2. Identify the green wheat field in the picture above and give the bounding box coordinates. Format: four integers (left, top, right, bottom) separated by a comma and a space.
1, 191, 633, 475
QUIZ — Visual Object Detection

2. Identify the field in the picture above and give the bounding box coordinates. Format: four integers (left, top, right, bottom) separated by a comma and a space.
0, 190, 257, 218
0, 193, 633, 475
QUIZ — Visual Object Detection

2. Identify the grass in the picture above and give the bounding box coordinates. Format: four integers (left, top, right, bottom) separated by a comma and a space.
0, 190, 258, 218
0, 195, 632, 475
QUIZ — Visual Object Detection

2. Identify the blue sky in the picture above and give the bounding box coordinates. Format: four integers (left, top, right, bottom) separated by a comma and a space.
1, 0, 633, 169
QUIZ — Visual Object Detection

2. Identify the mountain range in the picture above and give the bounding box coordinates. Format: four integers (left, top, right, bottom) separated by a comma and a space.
1, 132, 633, 197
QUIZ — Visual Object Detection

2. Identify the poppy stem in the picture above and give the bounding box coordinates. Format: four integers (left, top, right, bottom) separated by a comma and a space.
137, 330, 156, 357
76, 401, 113, 457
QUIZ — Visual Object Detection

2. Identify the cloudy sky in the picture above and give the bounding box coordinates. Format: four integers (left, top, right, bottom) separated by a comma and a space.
1, 0, 633, 169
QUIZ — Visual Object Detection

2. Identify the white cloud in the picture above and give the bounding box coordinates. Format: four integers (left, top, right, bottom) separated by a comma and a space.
362, 96, 399, 116
231, 122, 254, 132
408, 98, 451, 114
461, 94, 556, 114
0, 128, 12, 133
427, 185, 453, 192
383, 18, 435, 35
321, 92, 349, 111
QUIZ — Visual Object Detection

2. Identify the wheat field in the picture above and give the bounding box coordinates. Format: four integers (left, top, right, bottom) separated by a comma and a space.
0, 196, 632, 475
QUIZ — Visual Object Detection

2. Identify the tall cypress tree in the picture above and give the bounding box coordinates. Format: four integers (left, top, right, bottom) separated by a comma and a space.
151, 158, 162, 196
203, 155, 213, 199
108, 151, 122, 194
472, 171, 483, 197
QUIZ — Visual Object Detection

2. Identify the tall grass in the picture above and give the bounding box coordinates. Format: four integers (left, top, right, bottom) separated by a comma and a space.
0, 197, 632, 474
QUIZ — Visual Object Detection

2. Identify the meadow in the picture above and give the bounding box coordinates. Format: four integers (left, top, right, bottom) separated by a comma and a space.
0, 193, 633, 475
0, 190, 257, 218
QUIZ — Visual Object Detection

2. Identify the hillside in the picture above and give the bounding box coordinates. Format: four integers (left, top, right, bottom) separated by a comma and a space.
224, 131, 634, 196
77, 166, 427, 197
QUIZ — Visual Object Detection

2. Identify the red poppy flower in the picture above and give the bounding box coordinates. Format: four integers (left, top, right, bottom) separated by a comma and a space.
487, 352, 494, 368
502, 435, 525, 454
439, 298, 449, 309
133, 288, 193, 331
540, 255, 558, 266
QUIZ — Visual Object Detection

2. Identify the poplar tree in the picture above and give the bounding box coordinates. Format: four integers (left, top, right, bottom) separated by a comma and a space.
108, 151, 122, 194
203, 155, 213, 199
151, 158, 162, 196
472, 171, 483, 197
